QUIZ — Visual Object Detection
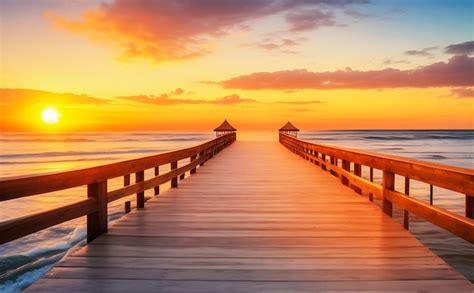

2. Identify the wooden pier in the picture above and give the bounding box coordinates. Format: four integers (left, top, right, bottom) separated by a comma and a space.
1, 133, 473, 292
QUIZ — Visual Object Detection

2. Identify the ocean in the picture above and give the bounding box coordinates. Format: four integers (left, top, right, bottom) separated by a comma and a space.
0, 130, 473, 291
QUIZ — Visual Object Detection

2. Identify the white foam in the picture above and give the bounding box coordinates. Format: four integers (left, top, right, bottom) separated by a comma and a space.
0, 264, 54, 293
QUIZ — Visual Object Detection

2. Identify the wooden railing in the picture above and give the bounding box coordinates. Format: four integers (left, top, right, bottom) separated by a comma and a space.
279, 133, 474, 244
0, 133, 236, 244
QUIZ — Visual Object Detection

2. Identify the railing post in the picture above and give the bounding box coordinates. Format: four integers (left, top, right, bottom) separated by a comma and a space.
404, 177, 410, 229
314, 152, 319, 166
191, 155, 197, 174
154, 167, 160, 195
199, 151, 205, 166
124, 201, 131, 214
466, 195, 474, 219
353, 163, 362, 194
171, 161, 178, 188
341, 160, 350, 186
430, 184, 434, 205
136, 170, 145, 208
124, 174, 130, 186
87, 180, 108, 243
369, 167, 374, 201
329, 156, 336, 176
382, 171, 394, 217
321, 154, 326, 170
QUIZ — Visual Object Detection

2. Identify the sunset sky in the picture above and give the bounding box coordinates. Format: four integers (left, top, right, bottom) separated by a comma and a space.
1, 0, 473, 132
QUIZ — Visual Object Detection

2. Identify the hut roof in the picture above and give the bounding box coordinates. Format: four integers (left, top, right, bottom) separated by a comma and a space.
214, 120, 236, 131
279, 121, 299, 131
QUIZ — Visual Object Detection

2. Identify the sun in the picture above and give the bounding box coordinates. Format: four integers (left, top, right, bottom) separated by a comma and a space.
41, 107, 60, 124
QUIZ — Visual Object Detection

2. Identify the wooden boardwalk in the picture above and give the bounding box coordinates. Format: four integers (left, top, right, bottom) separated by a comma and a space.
27, 141, 473, 292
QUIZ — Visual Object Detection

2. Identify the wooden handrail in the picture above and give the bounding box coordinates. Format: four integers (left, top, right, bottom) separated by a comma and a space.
279, 133, 474, 244
0, 133, 236, 244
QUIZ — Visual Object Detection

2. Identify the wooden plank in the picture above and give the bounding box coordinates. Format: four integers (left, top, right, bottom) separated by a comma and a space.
26, 279, 474, 292
55, 256, 449, 270
71, 245, 437, 258
92, 235, 425, 248
44, 267, 465, 281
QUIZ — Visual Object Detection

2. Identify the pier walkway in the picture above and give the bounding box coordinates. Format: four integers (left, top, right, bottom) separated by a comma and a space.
25, 141, 473, 292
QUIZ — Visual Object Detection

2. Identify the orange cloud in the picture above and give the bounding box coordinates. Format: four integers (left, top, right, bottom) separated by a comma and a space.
116, 93, 255, 105
277, 99, 324, 104
0, 88, 108, 106
220, 55, 474, 90
46, 0, 367, 62
443, 87, 474, 99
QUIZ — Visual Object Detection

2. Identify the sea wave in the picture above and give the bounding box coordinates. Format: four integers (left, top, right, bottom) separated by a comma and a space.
362, 135, 473, 140
0, 149, 161, 159
0, 157, 119, 165
0, 138, 96, 143
0, 226, 86, 292
421, 154, 449, 160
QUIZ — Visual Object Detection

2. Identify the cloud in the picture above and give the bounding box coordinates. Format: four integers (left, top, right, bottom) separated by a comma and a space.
212, 94, 256, 105
382, 58, 411, 65
46, 0, 367, 62
445, 41, 474, 56
285, 9, 338, 32
171, 88, 184, 96
278, 99, 324, 104
442, 87, 474, 99
404, 47, 437, 58
344, 9, 371, 19
242, 37, 307, 53
219, 55, 474, 90
344, 8, 403, 20
117, 92, 255, 105
0, 88, 108, 106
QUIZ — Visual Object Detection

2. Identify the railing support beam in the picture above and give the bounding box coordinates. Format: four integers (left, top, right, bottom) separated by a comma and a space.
383, 171, 394, 217
191, 155, 197, 174
154, 167, 160, 195
341, 160, 350, 186
171, 161, 178, 188
353, 163, 362, 194
136, 170, 145, 208
87, 180, 108, 243
467, 195, 474, 219
404, 177, 410, 230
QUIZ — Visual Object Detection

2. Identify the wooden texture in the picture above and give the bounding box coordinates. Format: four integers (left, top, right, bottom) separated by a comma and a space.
154, 167, 160, 195
280, 133, 474, 244
404, 177, 410, 230
280, 134, 474, 195
87, 181, 108, 243
382, 171, 395, 217
170, 161, 178, 188
26, 141, 473, 292
468, 195, 474, 219
135, 171, 145, 209
0, 199, 96, 245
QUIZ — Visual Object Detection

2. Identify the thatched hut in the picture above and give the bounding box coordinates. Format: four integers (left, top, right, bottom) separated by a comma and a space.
279, 121, 299, 137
